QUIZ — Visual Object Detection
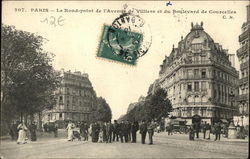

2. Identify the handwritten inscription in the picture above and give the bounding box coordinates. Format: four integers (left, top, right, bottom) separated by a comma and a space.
40, 16, 65, 27
166, 1, 172, 6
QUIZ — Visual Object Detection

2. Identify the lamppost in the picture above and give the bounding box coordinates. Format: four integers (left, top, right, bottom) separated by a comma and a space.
229, 91, 235, 123
228, 91, 237, 139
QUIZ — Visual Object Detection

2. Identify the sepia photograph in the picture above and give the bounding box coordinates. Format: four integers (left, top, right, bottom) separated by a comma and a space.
1, 1, 249, 158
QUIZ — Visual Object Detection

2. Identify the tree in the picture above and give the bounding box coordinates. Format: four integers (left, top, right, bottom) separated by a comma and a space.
1, 24, 60, 130
146, 88, 172, 120
92, 97, 112, 122
125, 88, 172, 122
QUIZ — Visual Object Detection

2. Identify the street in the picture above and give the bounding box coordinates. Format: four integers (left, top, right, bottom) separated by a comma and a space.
0, 130, 248, 159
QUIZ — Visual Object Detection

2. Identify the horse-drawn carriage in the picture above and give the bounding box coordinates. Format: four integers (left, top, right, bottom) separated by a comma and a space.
169, 118, 189, 134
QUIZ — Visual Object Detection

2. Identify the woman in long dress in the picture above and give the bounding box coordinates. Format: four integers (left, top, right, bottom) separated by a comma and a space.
66, 121, 74, 141
17, 122, 28, 144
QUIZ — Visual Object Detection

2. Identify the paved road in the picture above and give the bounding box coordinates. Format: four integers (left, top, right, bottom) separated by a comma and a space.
0, 131, 248, 159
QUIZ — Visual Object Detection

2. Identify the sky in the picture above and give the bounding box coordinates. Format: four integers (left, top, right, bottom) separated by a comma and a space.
2, 1, 249, 119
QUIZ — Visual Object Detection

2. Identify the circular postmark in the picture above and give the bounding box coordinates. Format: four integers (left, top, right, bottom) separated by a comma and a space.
107, 13, 152, 62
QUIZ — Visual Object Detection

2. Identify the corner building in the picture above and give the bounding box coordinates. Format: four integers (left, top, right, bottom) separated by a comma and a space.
236, 5, 249, 126
43, 70, 97, 126
158, 22, 239, 124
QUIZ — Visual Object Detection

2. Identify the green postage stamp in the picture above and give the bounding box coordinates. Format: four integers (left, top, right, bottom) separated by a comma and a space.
97, 25, 143, 65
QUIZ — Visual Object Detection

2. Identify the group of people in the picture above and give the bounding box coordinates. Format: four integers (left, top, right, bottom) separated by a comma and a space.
65, 120, 157, 145
189, 121, 223, 141
9, 121, 38, 144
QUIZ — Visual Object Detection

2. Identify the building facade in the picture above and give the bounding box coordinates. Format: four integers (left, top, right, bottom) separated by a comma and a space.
236, 5, 249, 126
158, 22, 239, 125
42, 70, 97, 125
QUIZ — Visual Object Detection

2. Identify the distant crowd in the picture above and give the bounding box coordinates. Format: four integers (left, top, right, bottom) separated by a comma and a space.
8, 119, 248, 145
65, 120, 157, 144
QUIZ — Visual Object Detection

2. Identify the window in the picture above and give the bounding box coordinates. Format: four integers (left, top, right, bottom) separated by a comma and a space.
201, 56, 206, 63
59, 113, 62, 118
242, 72, 245, 78
194, 55, 199, 63
187, 83, 192, 91
194, 82, 199, 91
201, 82, 206, 91
66, 88, 70, 94
187, 69, 193, 78
79, 90, 81, 96
194, 69, 199, 77
201, 69, 206, 78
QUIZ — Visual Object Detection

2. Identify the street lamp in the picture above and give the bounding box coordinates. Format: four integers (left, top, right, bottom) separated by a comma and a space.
229, 91, 235, 124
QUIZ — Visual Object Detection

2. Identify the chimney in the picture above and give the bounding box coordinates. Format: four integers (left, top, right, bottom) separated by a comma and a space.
229, 54, 235, 67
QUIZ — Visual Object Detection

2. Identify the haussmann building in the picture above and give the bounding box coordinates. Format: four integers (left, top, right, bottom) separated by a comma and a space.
235, 4, 249, 126
42, 70, 97, 127
158, 22, 239, 125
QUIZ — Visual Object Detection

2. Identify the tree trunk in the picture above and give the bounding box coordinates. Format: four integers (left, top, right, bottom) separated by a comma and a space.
20, 112, 23, 123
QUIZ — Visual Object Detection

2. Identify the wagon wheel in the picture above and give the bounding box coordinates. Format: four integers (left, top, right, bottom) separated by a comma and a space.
172, 129, 178, 134
179, 127, 185, 134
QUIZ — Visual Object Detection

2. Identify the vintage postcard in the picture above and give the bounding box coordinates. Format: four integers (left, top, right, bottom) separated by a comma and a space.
1, 1, 249, 159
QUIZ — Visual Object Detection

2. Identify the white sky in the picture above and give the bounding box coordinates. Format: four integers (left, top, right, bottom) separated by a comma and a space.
2, 1, 248, 119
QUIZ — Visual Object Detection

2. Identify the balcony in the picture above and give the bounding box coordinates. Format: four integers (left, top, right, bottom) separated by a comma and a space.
237, 44, 249, 57
185, 60, 211, 65
240, 61, 249, 70
239, 77, 248, 85
237, 94, 249, 101
239, 29, 249, 42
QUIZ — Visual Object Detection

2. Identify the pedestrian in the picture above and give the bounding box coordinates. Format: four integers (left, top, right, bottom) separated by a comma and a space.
102, 122, 107, 142
127, 121, 132, 142
119, 121, 126, 143
131, 121, 139, 143
66, 121, 74, 141
147, 120, 156, 145
167, 122, 173, 135
9, 121, 18, 141
98, 128, 104, 143
189, 124, 195, 140
112, 120, 119, 142
194, 122, 200, 138
139, 120, 147, 144
214, 122, 221, 141
29, 121, 37, 141
106, 121, 113, 143
17, 122, 28, 144
84, 122, 89, 141
54, 122, 58, 138
80, 121, 85, 139
203, 121, 207, 139
205, 123, 211, 140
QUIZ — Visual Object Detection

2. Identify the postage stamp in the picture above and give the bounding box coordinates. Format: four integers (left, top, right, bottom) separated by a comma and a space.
97, 25, 142, 65
97, 12, 152, 65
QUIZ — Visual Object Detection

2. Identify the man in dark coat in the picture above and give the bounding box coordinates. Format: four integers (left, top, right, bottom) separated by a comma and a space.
106, 121, 113, 143
131, 121, 139, 143
194, 122, 200, 138
203, 122, 207, 139
139, 120, 147, 144
54, 122, 58, 138
29, 122, 37, 141
80, 122, 85, 139
147, 120, 156, 145
214, 122, 221, 141
112, 120, 119, 142
119, 121, 126, 143
124, 121, 131, 142
9, 121, 18, 141
91, 122, 99, 142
